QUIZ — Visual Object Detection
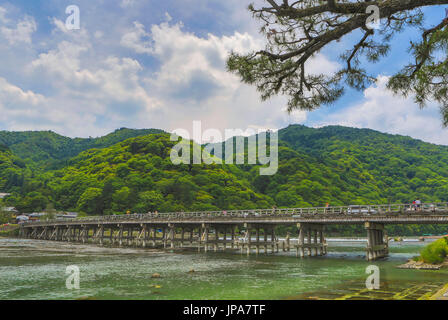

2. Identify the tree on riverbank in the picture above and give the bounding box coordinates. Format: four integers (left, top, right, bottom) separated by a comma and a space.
420, 237, 448, 264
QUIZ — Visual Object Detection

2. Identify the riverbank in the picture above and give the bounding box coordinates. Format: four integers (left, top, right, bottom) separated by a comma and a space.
397, 259, 448, 270
0, 225, 19, 238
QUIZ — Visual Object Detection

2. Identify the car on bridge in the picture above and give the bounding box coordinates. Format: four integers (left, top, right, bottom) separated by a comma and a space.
347, 205, 378, 215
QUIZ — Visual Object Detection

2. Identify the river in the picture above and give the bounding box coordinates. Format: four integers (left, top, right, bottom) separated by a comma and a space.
0, 238, 446, 300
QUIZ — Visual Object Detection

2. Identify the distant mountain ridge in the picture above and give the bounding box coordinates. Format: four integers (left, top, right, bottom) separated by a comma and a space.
0, 128, 165, 166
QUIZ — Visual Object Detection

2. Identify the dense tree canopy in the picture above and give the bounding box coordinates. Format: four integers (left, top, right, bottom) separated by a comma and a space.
227, 0, 448, 121
0, 127, 164, 168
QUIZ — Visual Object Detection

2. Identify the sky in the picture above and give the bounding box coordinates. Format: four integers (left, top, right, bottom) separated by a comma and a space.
0, 0, 447, 145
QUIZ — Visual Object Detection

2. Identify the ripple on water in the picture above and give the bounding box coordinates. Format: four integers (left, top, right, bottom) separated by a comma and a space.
0, 238, 446, 300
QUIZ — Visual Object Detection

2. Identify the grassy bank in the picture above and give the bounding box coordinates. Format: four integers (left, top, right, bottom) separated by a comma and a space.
418, 237, 448, 264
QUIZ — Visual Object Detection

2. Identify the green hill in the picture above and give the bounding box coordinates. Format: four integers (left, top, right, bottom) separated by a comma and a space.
276, 125, 448, 205
0, 145, 27, 192
0, 128, 165, 167
209, 124, 448, 207
3, 134, 272, 215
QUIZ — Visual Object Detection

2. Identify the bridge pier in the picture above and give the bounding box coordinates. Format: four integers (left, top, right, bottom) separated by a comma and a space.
139, 224, 147, 248
296, 223, 326, 258
235, 224, 278, 255
365, 222, 389, 261
203, 224, 210, 253
118, 225, 124, 246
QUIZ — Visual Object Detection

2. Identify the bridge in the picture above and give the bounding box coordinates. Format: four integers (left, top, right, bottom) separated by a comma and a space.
20, 203, 448, 261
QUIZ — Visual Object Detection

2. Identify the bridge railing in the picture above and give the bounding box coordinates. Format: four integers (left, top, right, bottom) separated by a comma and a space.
22, 202, 448, 226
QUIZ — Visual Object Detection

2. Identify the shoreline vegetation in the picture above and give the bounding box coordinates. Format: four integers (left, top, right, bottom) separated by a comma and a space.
0, 224, 19, 237
398, 237, 448, 270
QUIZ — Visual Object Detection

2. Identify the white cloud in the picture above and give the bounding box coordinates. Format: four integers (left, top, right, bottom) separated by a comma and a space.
120, 0, 136, 8
313, 76, 448, 145
120, 20, 313, 137
0, 77, 90, 134
1, 14, 36, 45
0, 77, 45, 107
0, 7, 7, 23
25, 38, 159, 136
30, 41, 89, 81
120, 21, 154, 54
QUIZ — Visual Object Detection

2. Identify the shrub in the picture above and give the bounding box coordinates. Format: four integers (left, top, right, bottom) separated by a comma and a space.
420, 237, 448, 264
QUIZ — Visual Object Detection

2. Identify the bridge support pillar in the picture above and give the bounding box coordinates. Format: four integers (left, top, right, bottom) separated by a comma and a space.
365, 222, 389, 261
118, 225, 123, 247
152, 227, 157, 247
162, 227, 167, 248
214, 227, 218, 252
203, 224, 209, 253
284, 232, 290, 252
296, 223, 326, 258
223, 228, 227, 251
231, 227, 236, 249
168, 224, 175, 249
198, 225, 202, 252
138, 224, 146, 248
109, 227, 114, 245
298, 227, 305, 258
19, 226, 25, 238
180, 227, 185, 248
247, 228, 251, 256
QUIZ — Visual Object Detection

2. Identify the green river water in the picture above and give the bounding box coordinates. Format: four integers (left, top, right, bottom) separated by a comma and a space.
0, 238, 447, 300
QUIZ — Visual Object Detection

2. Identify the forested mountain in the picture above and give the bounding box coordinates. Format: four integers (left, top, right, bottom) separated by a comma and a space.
2, 134, 272, 215
0, 128, 164, 167
277, 125, 448, 205
1, 125, 448, 236
212, 125, 448, 208
0, 145, 27, 192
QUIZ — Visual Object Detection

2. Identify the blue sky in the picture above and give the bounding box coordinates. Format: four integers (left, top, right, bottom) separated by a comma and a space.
0, 0, 447, 145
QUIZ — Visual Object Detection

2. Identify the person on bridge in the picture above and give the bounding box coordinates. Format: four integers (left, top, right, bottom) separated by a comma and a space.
415, 199, 422, 211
